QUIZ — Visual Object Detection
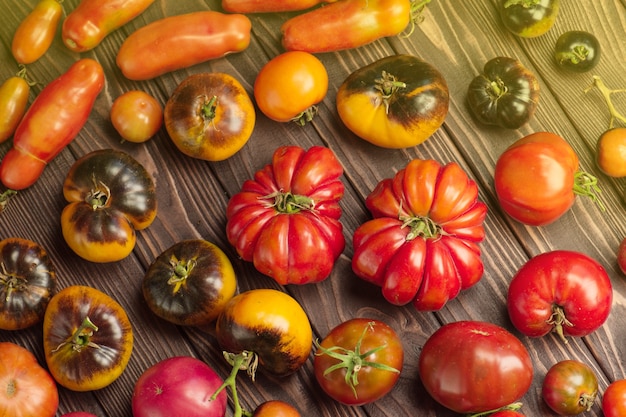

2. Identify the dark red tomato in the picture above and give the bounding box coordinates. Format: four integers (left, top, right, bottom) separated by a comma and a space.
11, 0, 63, 64
542, 360, 598, 415
494, 132, 602, 226
0, 237, 56, 330
314, 318, 404, 406
418, 320, 533, 414
603, 379, 626, 417
132, 356, 227, 417
507, 250, 612, 343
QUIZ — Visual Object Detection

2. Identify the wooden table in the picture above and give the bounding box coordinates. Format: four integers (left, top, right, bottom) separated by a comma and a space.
2, 1, 626, 416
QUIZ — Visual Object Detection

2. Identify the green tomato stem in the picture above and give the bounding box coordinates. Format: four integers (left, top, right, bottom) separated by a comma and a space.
468, 402, 523, 417
503, 0, 540, 8
210, 351, 258, 417
0, 189, 17, 213
573, 171, 605, 212
585, 75, 626, 128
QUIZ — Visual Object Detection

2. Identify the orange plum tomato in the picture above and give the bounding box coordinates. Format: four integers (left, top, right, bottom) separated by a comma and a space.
11, 0, 63, 64
597, 127, 626, 177
253, 51, 328, 125
0, 71, 31, 144
110, 90, 163, 143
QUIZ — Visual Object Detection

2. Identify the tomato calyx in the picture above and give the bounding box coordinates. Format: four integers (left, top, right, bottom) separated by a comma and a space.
51, 316, 101, 353
400, 213, 442, 241
503, 0, 540, 8
85, 180, 112, 211
585, 75, 626, 128
0, 264, 26, 301
291, 106, 318, 127
572, 170, 605, 211
211, 350, 259, 417
262, 190, 316, 214
200, 95, 219, 128
167, 256, 197, 294
314, 321, 400, 399
547, 305, 574, 343
374, 71, 407, 114
0, 189, 17, 213
468, 402, 523, 417
404, 0, 432, 36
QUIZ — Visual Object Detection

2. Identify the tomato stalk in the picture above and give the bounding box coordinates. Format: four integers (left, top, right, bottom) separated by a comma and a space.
0, 189, 17, 213
263, 190, 316, 214
573, 171, 605, 211
86, 181, 111, 210
51, 316, 100, 353
0, 264, 26, 302
400, 213, 441, 240
375, 71, 406, 114
585, 75, 626, 128
406, 0, 432, 32
314, 321, 400, 399
211, 350, 259, 417
468, 402, 523, 417
167, 256, 196, 294
503, 0, 541, 8
547, 305, 574, 344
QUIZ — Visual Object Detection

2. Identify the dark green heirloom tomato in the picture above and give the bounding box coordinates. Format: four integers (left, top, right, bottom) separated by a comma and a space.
499, 0, 560, 38
43, 285, 133, 391
61, 149, 157, 263
0, 237, 56, 330
554, 31, 601, 73
467, 56, 540, 129
142, 239, 237, 327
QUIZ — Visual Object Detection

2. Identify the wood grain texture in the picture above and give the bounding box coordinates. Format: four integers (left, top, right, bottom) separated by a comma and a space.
1, 0, 626, 416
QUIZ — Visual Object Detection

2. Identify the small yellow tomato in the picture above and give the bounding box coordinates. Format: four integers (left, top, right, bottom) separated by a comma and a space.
110, 90, 163, 143
0, 74, 30, 144
597, 127, 626, 177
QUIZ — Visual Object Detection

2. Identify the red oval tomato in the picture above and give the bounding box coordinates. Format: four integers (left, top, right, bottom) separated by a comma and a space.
314, 318, 403, 406
252, 400, 301, 417
542, 360, 598, 415
418, 320, 533, 414
0, 342, 59, 417
132, 356, 227, 417
507, 250, 612, 343
254, 51, 328, 125
494, 131, 602, 226
110, 90, 163, 143
11, 0, 63, 64
603, 379, 626, 417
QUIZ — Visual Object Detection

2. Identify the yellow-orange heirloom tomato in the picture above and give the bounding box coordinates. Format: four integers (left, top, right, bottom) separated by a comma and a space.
11, 0, 63, 64
0, 72, 30, 144
110, 90, 163, 143
597, 127, 626, 178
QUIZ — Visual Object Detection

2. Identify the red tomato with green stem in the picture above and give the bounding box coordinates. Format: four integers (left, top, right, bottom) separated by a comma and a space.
542, 360, 598, 415
507, 250, 612, 344
0, 58, 104, 191
11, 0, 63, 64
603, 379, 626, 417
494, 131, 602, 226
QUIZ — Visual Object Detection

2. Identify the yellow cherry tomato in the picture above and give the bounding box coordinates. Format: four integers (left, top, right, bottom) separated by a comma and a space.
597, 127, 626, 177
110, 90, 163, 143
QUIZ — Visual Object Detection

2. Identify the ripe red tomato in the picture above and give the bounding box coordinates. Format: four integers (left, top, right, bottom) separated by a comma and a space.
254, 51, 328, 125
11, 0, 63, 64
110, 90, 163, 143
352, 159, 487, 311
542, 360, 598, 415
617, 237, 626, 274
603, 379, 626, 417
494, 132, 602, 226
418, 321, 533, 414
0, 342, 59, 417
490, 411, 526, 417
132, 356, 227, 417
507, 250, 612, 343
226, 145, 345, 284
313, 318, 403, 406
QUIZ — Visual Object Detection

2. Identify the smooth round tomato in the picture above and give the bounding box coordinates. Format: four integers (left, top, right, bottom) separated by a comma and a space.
499, 0, 560, 38
61, 149, 157, 263
226, 145, 345, 285
110, 90, 163, 143
0, 237, 56, 330
0, 342, 59, 417
542, 360, 598, 415
507, 250, 612, 343
603, 379, 626, 417
142, 239, 237, 326
11, 0, 63, 64
254, 51, 328, 125
132, 356, 227, 417
617, 237, 626, 275
554, 30, 600, 73
252, 400, 301, 417
597, 127, 626, 177
337, 54, 449, 148
418, 320, 533, 414
352, 159, 487, 311
314, 318, 403, 406
494, 131, 602, 226
164, 72, 255, 161
43, 285, 133, 391
0, 70, 30, 144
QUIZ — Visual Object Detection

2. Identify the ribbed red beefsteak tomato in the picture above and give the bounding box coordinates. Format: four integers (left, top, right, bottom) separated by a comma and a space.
352, 159, 487, 310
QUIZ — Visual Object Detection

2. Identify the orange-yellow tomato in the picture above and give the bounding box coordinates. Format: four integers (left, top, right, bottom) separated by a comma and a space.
597, 127, 626, 177
253, 51, 328, 125
253, 400, 301, 417
110, 90, 163, 143
12, 0, 63, 64
0, 74, 30, 144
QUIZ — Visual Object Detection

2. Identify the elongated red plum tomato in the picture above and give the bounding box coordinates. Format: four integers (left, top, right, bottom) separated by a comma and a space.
222, 0, 337, 12
603, 379, 626, 417
132, 356, 227, 417
314, 318, 403, 406
11, 0, 63, 64
418, 320, 533, 414
252, 400, 301, 417
254, 51, 328, 125
62, 0, 155, 52
499, 0, 560, 38
111, 90, 163, 143
0, 342, 59, 417
542, 360, 598, 415
494, 132, 602, 226
0, 71, 30, 144
507, 250, 612, 343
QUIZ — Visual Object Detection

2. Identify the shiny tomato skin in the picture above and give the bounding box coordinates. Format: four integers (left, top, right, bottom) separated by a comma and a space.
254, 51, 328, 124
314, 318, 403, 406
603, 380, 626, 417
507, 250, 612, 342
223, 0, 336, 12
554, 30, 601, 73
494, 132, 584, 226
0, 342, 59, 417
418, 320, 533, 414
110, 90, 163, 143
132, 356, 227, 417
226, 145, 345, 285
0, 59, 104, 190
542, 360, 598, 415
617, 237, 626, 275
490, 411, 526, 417
43, 285, 133, 391
11, 0, 63, 64
281, 0, 411, 53
0, 74, 30, 144
116, 11, 251, 80
499, 0, 560, 38
215, 289, 313, 377
62, 0, 155, 52
597, 127, 626, 177
252, 400, 301, 417
165, 73, 255, 161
